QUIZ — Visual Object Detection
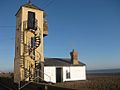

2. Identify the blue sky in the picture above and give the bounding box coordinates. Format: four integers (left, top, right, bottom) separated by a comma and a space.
0, 0, 120, 72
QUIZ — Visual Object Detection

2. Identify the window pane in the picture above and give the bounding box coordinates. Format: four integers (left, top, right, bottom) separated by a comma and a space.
28, 11, 35, 30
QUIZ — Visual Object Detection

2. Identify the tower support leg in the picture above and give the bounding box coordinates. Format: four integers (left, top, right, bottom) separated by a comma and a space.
35, 61, 44, 82
40, 62, 44, 81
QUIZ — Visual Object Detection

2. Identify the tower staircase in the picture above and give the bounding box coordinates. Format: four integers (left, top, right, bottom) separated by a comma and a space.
18, 20, 51, 90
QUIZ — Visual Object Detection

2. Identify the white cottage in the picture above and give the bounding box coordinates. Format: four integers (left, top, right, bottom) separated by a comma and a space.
44, 50, 86, 83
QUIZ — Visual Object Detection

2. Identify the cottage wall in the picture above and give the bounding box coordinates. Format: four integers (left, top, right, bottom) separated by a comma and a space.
63, 66, 86, 82
44, 66, 86, 83
44, 66, 56, 83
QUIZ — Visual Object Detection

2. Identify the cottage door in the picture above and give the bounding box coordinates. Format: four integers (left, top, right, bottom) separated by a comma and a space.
56, 68, 63, 82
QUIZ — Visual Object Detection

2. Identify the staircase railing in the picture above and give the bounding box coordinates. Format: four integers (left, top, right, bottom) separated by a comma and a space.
23, 20, 51, 83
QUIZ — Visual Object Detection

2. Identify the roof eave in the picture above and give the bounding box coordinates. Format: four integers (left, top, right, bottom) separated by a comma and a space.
15, 3, 44, 16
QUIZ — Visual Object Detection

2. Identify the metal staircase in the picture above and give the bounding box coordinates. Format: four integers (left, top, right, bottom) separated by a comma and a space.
18, 16, 51, 89
28, 34, 41, 54
22, 19, 42, 81
22, 19, 51, 82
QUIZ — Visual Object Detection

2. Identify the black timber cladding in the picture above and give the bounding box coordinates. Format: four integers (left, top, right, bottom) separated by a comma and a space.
44, 58, 86, 66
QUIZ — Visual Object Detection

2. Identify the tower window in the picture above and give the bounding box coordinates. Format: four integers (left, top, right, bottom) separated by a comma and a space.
31, 37, 35, 48
16, 46, 18, 54
29, 37, 35, 59
28, 11, 36, 30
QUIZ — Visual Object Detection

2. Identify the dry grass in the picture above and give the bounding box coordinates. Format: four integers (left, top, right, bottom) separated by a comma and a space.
55, 73, 120, 90
0, 73, 120, 90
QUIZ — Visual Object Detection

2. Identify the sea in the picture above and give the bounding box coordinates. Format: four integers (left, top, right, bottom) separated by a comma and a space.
87, 68, 120, 74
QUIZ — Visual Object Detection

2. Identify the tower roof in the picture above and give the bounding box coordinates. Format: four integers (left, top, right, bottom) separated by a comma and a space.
22, 3, 43, 11
16, 3, 44, 16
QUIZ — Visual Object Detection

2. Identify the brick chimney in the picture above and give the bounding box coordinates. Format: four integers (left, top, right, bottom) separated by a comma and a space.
70, 49, 79, 65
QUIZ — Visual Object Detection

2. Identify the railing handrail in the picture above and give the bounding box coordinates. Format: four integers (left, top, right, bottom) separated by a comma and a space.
39, 69, 51, 82
19, 76, 43, 90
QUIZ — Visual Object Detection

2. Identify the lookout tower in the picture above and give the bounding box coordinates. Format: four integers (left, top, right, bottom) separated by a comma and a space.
14, 2, 48, 83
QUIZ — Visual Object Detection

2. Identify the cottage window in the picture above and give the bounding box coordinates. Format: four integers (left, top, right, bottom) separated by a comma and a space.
66, 70, 70, 79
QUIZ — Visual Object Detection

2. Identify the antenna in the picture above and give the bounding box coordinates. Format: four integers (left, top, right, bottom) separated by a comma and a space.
28, 0, 32, 4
